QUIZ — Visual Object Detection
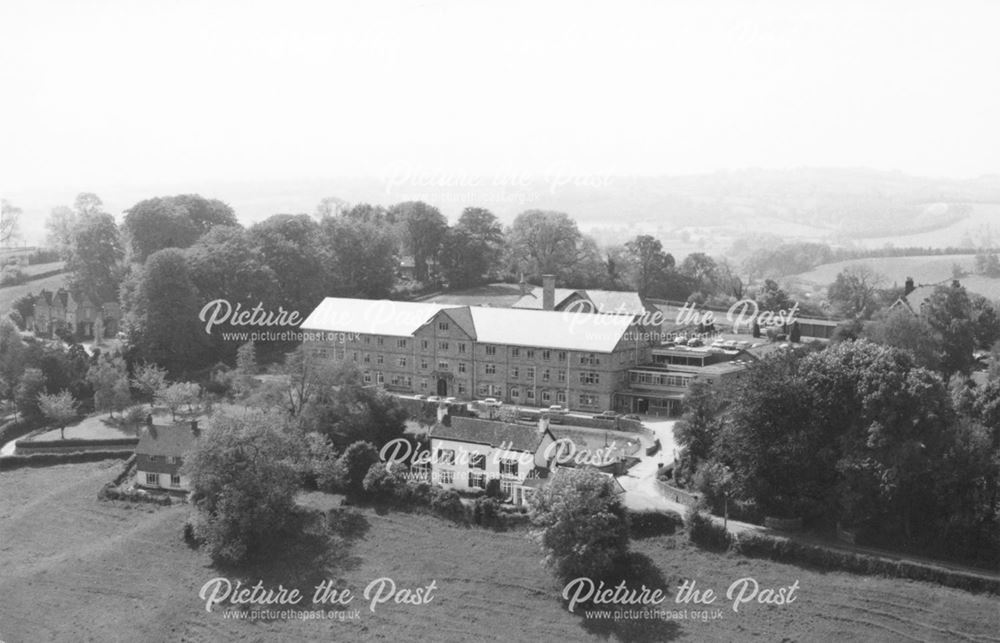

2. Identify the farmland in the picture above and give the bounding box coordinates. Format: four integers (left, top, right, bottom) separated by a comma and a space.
0, 271, 67, 315
1, 461, 998, 642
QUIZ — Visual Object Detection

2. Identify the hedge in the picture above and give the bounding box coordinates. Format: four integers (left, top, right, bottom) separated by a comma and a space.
16, 437, 139, 450
0, 449, 133, 471
629, 509, 683, 538
98, 485, 174, 506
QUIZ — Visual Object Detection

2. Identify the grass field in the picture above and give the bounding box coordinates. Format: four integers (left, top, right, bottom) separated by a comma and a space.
0, 271, 67, 315
1, 462, 998, 642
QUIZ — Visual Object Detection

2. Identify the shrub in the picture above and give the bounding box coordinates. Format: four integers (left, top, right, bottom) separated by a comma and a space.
362, 462, 408, 502
484, 477, 504, 499
628, 510, 683, 538
686, 508, 732, 551
430, 487, 464, 521
472, 496, 501, 528
336, 441, 380, 495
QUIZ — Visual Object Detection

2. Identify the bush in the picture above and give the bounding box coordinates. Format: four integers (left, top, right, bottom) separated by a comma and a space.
430, 487, 465, 521
0, 266, 26, 286
336, 441, 380, 495
628, 510, 683, 538
7, 310, 24, 330
686, 508, 732, 551
472, 496, 502, 528
484, 477, 504, 499
362, 462, 408, 502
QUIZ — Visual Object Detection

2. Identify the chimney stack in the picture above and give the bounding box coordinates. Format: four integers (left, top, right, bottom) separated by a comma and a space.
904, 276, 915, 296
542, 274, 556, 311
518, 272, 529, 296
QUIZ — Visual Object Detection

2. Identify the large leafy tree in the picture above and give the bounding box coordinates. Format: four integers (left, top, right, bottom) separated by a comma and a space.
65, 208, 124, 303
674, 380, 727, 484
86, 353, 131, 418
827, 265, 885, 319
122, 194, 236, 262
530, 467, 630, 582
389, 201, 448, 282
320, 213, 397, 298
38, 390, 78, 439
863, 306, 941, 370
624, 235, 675, 298
248, 214, 330, 317
506, 210, 582, 280
124, 248, 204, 375
438, 207, 504, 289
185, 410, 305, 564
923, 283, 976, 376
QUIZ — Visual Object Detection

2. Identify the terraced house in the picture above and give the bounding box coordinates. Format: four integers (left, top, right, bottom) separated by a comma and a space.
300, 297, 652, 412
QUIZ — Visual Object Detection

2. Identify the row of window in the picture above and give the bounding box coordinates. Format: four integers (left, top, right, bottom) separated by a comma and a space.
629, 371, 693, 388
145, 472, 181, 487
434, 469, 517, 495
435, 450, 519, 475
318, 343, 610, 369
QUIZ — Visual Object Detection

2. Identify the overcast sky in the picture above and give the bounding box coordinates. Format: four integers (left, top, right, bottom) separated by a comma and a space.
2, 0, 999, 195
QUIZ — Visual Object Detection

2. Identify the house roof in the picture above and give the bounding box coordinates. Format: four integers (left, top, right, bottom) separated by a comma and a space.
577, 290, 649, 315
511, 287, 579, 311
430, 416, 552, 453
136, 424, 199, 458
302, 298, 635, 352
893, 284, 942, 314
467, 306, 634, 352
301, 298, 462, 337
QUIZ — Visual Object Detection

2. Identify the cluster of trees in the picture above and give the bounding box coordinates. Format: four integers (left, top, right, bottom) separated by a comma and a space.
675, 339, 999, 566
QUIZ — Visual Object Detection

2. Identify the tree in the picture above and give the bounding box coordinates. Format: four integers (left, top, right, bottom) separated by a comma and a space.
160, 381, 200, 420
124, 248, 204, 374
530, 467, 630, 581
390, 201, 448, 282
122, 194, 236, 262
0, 199, 21, 245
38, 390, 78, 439
789, 320, 801, 343
249, 214, 330, 317
507, 210, 583, 280
184, 410, 304, 564
0, 318, 27, 407
15, 368, 47, 423
46, 206, 77, 256
86, 354, 131, 418
923, 283, 975, 376
755, 279, 792, 311
624, 235, 674, 297
827, 266, 885, 319
863, 307, 941, 370
674, 380, 726, 484
438, 207, 504, 289
336, 441, 380, 495
970, 294, 1000, 350
679, 253, 718, 294
319, 213, 397, 298
315, 196, 350, 219
132, 362, 167, 409
233, 341, 257, 396
65, 209, 124, 304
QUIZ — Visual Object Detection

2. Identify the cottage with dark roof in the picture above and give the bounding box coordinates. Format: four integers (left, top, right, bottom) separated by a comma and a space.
429, 415, 556, 506
135, 419, 200, 491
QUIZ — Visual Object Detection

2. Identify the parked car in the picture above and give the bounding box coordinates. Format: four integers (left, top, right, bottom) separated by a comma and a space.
414, 394, 428, 400
426, 395, 442, 403
443, 396, 458, 404
481, 397, 502, 407
594, 410, 620, 420
547, 405, 569, 415
623, 414, 641, 420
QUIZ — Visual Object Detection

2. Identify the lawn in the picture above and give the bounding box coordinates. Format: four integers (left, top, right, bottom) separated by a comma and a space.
1, 461, 998, 642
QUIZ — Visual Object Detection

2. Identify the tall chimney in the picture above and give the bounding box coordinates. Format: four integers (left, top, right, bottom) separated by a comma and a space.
542, 274, 556, 311
904, 276, 915, 296
518, 272, 529, 296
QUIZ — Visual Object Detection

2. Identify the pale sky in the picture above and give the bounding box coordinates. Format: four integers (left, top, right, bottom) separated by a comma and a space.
2, 0, 999, 194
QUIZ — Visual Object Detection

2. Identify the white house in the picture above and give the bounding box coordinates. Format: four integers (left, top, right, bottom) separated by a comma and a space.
429, 415, 557, 506
135, 419, 200, 492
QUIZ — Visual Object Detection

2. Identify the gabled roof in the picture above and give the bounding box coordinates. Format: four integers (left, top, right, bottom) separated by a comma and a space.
511, 287, 580, 310
467, 306, 634, 352
430, 416, 553, 453
579, 290, 649, 315
301, 298, 635, 352
300, 298, 462, 337
136, 425, 199, 458
892, 284, 941, 315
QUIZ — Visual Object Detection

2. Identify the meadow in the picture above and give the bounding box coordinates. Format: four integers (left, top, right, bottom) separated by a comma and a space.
1, 460, 997, 642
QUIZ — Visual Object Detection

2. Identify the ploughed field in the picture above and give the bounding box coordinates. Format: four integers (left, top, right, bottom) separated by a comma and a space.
0, 461, 998, 642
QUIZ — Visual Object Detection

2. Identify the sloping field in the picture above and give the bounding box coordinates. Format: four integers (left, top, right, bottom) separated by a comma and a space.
0, 271, 67, 314
794, 255, 978, 288
0, 462, 998, 642
851, 203, 1000, 249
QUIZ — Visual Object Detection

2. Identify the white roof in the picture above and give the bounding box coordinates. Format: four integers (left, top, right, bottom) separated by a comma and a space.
300, 298, 460, 337
301, 298, 636, 352
468, 306, 633, 353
